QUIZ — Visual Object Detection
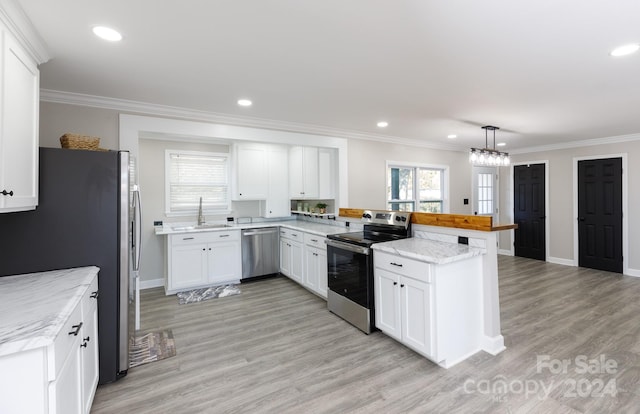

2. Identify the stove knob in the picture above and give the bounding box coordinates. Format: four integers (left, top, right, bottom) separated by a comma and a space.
401, 216, 407, 222
395, 216, 401, 221
363, 213, 372, 219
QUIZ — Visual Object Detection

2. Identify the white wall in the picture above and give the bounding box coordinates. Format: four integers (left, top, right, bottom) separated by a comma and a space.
347, 139, 473, 214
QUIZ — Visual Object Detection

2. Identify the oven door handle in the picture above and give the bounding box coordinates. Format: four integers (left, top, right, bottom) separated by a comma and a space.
325, 239, 370, 255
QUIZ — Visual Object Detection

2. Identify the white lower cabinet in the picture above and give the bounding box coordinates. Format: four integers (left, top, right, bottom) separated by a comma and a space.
303, 233, 328, 298
166, 230, 241, 294
0, 272, 99, 414
279, 228, 303, 284
375, 268, 433, 357
374, 250, 482, 368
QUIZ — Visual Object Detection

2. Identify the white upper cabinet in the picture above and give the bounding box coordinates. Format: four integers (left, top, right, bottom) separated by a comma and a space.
0, 23, 39, 213
232, 143, 268, 200
260, 145, 290, 218
318, 147, 335, 199
289, 146, 319, 199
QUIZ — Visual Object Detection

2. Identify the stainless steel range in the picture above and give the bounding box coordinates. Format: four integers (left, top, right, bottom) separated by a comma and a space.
326, 210, 411, 333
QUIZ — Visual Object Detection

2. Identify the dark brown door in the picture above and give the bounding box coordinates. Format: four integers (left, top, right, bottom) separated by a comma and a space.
578, 158, 623, 273
514, 164, 546, 260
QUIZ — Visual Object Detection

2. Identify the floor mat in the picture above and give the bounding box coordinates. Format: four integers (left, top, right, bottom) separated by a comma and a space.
176, 284, 241, 304
129, 330, 176, 368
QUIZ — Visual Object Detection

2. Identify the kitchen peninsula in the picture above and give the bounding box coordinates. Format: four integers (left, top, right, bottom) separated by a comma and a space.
341, 209, 517, 367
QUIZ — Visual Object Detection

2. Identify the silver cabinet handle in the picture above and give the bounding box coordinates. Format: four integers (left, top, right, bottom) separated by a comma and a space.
183, 237, 195, 241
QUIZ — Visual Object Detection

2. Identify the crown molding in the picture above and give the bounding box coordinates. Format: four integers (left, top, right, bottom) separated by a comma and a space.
40, 89, 463, 152
0, 0, 50, 64
510, 132, 640, 155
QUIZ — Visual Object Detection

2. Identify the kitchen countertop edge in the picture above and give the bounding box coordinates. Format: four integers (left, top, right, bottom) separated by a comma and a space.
155, 220, 358, 238
372, 238, 485, 265
0, 266, 99, 357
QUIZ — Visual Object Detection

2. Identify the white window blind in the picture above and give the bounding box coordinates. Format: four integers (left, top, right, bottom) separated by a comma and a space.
166, 150, 229, 214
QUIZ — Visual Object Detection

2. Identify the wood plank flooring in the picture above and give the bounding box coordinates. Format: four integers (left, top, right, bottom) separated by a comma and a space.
91, 256, 640, 413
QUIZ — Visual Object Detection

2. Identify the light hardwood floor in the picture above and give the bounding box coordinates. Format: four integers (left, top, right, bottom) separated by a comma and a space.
91, 256, 640, 413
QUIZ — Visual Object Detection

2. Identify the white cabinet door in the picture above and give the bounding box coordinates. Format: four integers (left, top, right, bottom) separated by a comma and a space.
374, 269, 402, 341
302, 147, 319, 198
316, 248, 328, 298
208, 241, 241, 284
0, 28, 39, 212
289, 146, 318, 199
304, 245, 328, 299
401, 276, 433, 357
234, 144, 267, 200
289, 239, 304, 284
261, 146, 290, 218
170, 244, 208, 290
80, 304, 99, 414
318, 148, 335, 199
51, 336, 82, 414
279, 238, 291, 277
304, 247, 319, 292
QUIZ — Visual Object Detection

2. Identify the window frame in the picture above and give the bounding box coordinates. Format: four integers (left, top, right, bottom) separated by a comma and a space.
164, 149, 231, 217
385, 161, 450, 213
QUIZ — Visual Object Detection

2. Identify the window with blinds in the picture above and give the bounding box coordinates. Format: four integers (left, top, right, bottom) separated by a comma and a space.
165, 150, 230, 215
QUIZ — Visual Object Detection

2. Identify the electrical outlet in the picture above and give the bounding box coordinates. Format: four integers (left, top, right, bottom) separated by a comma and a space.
458, 236, 469, 245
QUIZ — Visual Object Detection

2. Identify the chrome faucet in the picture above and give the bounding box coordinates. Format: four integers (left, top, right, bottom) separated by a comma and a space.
197, 197, 205, 225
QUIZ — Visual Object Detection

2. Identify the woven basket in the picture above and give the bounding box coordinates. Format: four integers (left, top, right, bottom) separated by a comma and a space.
59, 133, 101, 150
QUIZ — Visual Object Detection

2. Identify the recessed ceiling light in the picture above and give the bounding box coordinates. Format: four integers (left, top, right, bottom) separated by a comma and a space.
447, 134, 457, 139
237, 99, 252, 107
377, 121, 389, 128
92, 26, 122, 42
610, 43, 639, 57
497, 142, 506, 147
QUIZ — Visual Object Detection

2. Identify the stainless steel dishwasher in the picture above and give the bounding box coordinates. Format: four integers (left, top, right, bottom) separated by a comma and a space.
241, 227, 280, 279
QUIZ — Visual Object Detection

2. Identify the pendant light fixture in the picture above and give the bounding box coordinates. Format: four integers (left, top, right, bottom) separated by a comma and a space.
469, 125, 510, 166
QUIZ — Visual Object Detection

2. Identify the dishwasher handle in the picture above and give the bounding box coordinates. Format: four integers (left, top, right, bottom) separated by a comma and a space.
242, 228, 279, 236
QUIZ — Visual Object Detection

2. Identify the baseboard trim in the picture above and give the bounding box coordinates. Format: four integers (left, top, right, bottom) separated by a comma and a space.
498, 249, 512, 256
140, 278, 164, 290
481, 335, 506, 356
547, 256, 575, 267
625, 268, 640, 277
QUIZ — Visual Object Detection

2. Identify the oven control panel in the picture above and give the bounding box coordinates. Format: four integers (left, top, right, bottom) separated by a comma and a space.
361, 210, 411, 228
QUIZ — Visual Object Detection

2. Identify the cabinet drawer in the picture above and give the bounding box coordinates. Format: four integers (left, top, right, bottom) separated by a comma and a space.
280, 228, 302, 240
171, 230, 239, 246
374, 251, 431, 283
49, 302, 83, 381
82, 275, 99, 317
304, 233, 326, 249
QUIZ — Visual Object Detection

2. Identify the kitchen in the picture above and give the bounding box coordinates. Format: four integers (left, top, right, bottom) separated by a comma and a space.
2, 0, 640, 413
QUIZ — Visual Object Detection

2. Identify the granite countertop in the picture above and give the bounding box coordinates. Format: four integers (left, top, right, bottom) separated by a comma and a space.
156, 219, 359, 238
372, 238, 485, 265
0, 266, 99, 357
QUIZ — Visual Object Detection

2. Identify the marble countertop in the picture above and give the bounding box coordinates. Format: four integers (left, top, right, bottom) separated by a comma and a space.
372, 238, 485, 265
0, 266, 99, 357
156, 219, 358, 238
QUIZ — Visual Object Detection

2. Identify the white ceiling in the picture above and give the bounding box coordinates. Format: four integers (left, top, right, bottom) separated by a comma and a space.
15, 0, 640, 151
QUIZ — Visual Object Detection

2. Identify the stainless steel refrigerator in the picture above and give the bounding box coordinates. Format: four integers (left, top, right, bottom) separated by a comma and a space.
0, 147, 141, 384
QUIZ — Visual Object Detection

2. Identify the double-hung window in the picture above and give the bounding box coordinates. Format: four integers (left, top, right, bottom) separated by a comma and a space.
165, 150, 230, 215
387, 163, 448, 213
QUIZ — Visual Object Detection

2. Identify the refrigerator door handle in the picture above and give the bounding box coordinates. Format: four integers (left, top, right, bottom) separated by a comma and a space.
133, 189, 142, 272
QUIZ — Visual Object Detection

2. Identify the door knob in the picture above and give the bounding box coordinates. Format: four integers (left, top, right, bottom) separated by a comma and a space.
578, 217, 586, 222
